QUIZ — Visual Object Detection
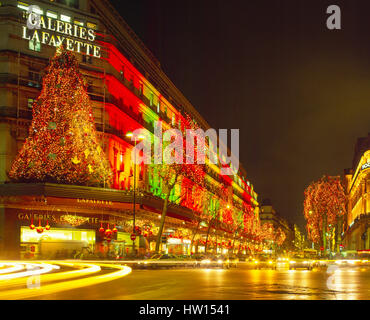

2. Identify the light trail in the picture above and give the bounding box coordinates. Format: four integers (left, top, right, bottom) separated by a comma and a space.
0, 263, 132, 300
0, 264, 25, 275
0, 262, 59, 281
0, 261, 100, 290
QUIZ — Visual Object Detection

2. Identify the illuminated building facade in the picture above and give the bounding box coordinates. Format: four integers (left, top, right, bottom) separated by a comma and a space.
343, 133, 370, 250
259, 198, 294, 251
0, 0, 260, 259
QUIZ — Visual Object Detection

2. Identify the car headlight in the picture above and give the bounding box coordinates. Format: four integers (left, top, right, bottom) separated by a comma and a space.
268, 260, 273, 264
201, 259, 211, 264
303, 261, 308, 264
254, 261, 259, 264
290, 261, 296, 264
217, 259, 223, 264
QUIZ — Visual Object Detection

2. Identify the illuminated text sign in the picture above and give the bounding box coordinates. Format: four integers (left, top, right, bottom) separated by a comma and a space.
22, 11, 101, 58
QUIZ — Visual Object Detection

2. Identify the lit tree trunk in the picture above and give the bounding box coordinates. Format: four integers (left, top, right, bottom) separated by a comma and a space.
205, 218, 213, 254
322, 214, 327, 254
155, 192, 170, 253
190, 219, 200, 254
336, 216, 342, 253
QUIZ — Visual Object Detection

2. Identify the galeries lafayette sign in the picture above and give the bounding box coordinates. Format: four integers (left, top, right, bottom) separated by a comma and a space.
21, 6, 101, 58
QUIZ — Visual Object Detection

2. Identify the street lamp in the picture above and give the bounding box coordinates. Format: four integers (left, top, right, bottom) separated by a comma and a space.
126, 131, 144, 255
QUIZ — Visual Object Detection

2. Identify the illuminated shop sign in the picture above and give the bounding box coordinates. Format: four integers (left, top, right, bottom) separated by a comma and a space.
21, 6, 101, 58
361, 162, 370, 171
77, 199, 113, 205
17, 212, 99, 224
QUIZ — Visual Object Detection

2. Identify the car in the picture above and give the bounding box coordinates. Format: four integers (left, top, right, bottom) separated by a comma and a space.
228, 255, 239, 268
253, 256, 277, 270
237, 254, 248, 262
288, 256, 315, 270
199, 255, 231, 269
192, 253, 207, 261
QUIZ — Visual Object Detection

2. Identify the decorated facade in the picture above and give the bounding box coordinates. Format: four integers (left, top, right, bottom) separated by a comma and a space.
0, 0, 264, 259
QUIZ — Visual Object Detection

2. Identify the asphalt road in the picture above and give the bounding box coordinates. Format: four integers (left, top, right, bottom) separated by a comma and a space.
26, 263, 370, 300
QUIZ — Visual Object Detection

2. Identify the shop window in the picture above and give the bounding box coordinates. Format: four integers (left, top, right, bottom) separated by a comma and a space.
29, 39, 41, 52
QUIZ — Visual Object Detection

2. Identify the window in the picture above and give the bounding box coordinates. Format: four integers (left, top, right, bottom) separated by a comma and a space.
17, 1, 29, 10
60, 14, 71, 23
87, 22, 97, 30
74, 20, 84, 26
56, 0, 79, 9
139, 83, 143, 96
82, 54, 92, 64
27, 98, 35, 109
149, 92, 154, 106
120, 67, 124, 81
86, 80, 93, 92
46, 11, 58, 19
157, 100, 160, 113
29, 39, 40, 52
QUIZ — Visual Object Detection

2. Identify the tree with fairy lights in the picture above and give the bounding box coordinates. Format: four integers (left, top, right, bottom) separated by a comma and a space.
154, 114, 206, 253
9, 47, 112, 187
303, 175, 346, 254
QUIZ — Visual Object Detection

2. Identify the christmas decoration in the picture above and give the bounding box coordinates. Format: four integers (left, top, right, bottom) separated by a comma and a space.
105, 224, 112, 237
36, 219, 44, 234
99, 222, 105, 234
8, 46, 112, 187
60, 214, 89, 227
29, 216, 35, 230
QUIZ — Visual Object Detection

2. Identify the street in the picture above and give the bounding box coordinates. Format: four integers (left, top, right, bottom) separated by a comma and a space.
1, 261, 369, 300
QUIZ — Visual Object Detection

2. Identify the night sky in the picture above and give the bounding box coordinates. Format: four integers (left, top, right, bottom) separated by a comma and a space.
111, 0, 370, 230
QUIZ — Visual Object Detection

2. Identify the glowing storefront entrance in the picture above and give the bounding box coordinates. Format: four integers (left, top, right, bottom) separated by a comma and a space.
166, 238, 191, 255
20, 226, 95, 259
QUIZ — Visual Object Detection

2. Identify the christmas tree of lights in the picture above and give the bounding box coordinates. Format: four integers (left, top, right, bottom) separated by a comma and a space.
9, 47, 112, 187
